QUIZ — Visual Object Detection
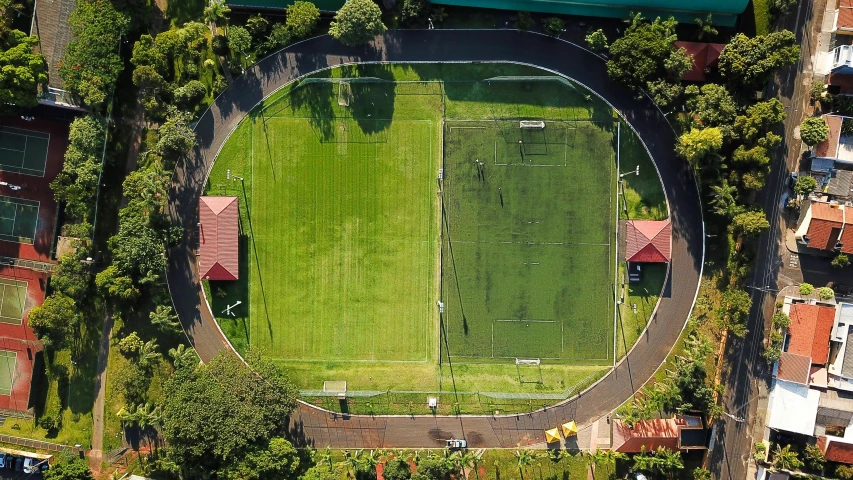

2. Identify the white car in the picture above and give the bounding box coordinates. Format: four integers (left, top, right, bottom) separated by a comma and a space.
446, 439, 467, 449
23, 457, 36, 474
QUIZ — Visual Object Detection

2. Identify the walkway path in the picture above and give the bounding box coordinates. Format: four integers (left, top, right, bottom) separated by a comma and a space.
88, 309, 115, 471
166, 30, 705, 449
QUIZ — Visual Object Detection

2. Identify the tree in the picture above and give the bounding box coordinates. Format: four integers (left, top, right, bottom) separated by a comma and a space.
514, 450, 535, 479
401, 0, 429, 26
794, 175, 817, 196
173, 80, 207, 110
694, 14, 718, 40
585, 29, 608, 51
51, 250, 91, 301
95, 264, 138, 302
732, 210, 770, 237
732, 145, 770, 167
606, 15, 679, 88
150, 304, 182, 333
219, 437, 301, 480
329, 0, 386, 46
676, 127, 723, 164
160, 351, 298, 474
168, 344, 199, 370
646, 79, 683, 109
123, 165, 171, 221
51, 115, 105, 222
838, 465, 853, 480
819, 287, 835, 300
772, 444, 803, 470
685, 83, 737, 129
58, 0, 129, 107
800, 283, 815, 295
204, 0, 231, 34
719, 287, 752, 330
543, 17, 564, 37
228, 26, 252, 63
28, 294, 81, 349
119, 332, 143, 355
383, 458, 412, 480
709, 180, 742, 218
665, 47, 694, 80
800, 117, 830, 146
515, 11, 533, 31
833, 253, 850, 268
43, 454, 94, 480
804, 444, 826, 471
0, 30, 47, 112
718, 31, 799, 89
137, 339, 162, 369
771, 311, 791, 329
734, 99, 786, 142
763, 342, 782, 363
157, 107, 197, 162
245, 14, 270, 41
654, 448, 683, 480
287, 1, 320, 38
261, 23, 292, 55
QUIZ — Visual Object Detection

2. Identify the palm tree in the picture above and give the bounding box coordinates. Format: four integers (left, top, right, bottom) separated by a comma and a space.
515, 449, 535, 480
459, 450, 481, 479
654, 447, 684, 480
362, 450, 380, 477
694, 14, 718, 40
632, 446, 657, 473
773, 444, 804, 471
318, 447, 334, 470
137, 339, 162, 369
342, 449, 362, 479
168, 344, 198, 370
203, 0, 231, 35
709, 180, 738, 218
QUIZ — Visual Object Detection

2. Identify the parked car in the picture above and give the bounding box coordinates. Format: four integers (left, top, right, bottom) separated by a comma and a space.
6, 455, 17, 469
23, 457, 36, 474
0, 453, 7, 468
446, 438, 467, 449
15, 456, 23, 471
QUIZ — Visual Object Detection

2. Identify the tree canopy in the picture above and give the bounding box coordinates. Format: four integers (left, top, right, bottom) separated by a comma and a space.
676, 127, 723, 164
718, 31, 799, 89
28, 294, 81, 349
606, 15, 681, 89
685, 84, 738, 131
732, 210, 770, 237
0, 30, 47, 112
800, 117, 830, 146
43, 454, 94, 480
329, 0, 386, 46
286, 1, 320, 39
50, 116, 105, 222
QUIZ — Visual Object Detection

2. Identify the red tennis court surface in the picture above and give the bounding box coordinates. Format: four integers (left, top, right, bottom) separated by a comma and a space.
0, 116, 67, 263
0, 267, 46, 412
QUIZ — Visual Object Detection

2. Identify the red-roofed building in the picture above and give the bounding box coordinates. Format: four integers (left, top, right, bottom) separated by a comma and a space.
795, 201, 853, 254
611, 416, 707, 453
815, 115, 845, 159
625, 219, 671, 263
788, 303, 836, 365
199, 196, 239, 281
836, 0, 853, 35
674, 41, 725, 82
818, 436, 853, 464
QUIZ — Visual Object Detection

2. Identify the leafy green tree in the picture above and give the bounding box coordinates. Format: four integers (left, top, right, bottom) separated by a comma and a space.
665, 47, 694, 80
833, 253, 850, 268
0, 30, 47, 112
261, 23, 292, 56
694, 14, 718, 40
150, 304, 182, 333
329, 0, 386, 46
800, 117, 830, 146
51, 250, 91, 300
606, 14, 679, 88
763, 343, 782, 363
543, 17, 564, 37
800, 283, 815, 295
95, 264, 138, 302
772, 311, 791, 329
585, 29, 608, 51
204, 0, 231, 34
168, 344, 198, 370
228, 26, 252, 64
28, 294, 81, 349
137, 339, 162, 369
218, 437, 301, 480
685, 83, 737, 129
51, 115, 105, 222
646, 79, 683, 109
794, 175, 817, 196
246, 14, 269, 41
43, 453, 94, 480
156, 107, 197, 162
123, 164, 171, 221
382, 457, 411, 480
287, 1, 320, 38
718, 31, 799, 89
401, 0, 429, 26
59, 0, 129, 107
734, 99, 786, 142
173, 79, 206, 110
732, 145, 770, 167
676, 127, 723, 164
732, 209, 770, 237
719, 287, 751, 327
654, 448, 683, 480
160, 351, 298, 475
118, 331, 143, 355
515, 11, 533, 31
104, 211, 167, 291
837, 465, 853, 480
772, 444, 803, 470
804, 444, 826, 471
819, 287, 835, 300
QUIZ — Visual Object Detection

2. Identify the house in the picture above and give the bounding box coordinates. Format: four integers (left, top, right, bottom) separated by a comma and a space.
625, 219, 671, 263
29, 0, 84, 110
794, 201, 853, 254
225, 0, 747, 27
819, 435, 853, 463
199, 196, 239, 281
611, 416, 707, 453
674, 42, 725, 82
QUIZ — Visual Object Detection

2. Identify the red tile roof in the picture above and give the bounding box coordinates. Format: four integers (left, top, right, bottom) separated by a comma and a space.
626, 220, 671, 263
674, 42, 727, 82
819, 436, 853, 464
806, 203, 845, 251
839, 7, 853, 30
787, 303, 836, 365
199, 196, 239, 281
612, 419, 680, 453
815, 115, 844, 158
843, 0, 853, 8
776, 352, 812, 384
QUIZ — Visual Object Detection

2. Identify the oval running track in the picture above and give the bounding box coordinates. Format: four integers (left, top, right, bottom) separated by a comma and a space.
167, 30, 704, 449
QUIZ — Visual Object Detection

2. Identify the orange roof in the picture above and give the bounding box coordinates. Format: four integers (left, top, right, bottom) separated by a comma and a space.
612, 419, 679, 453
806, 203, 844, 251
674, 41, 727, 82
840, 7, 853, 30
199, 196, 239, 281
787, 303, 835, 365
815, 115, 844, 158
819, 436, 853, 464
776, 352, 811, 385
626, 220, 671, 263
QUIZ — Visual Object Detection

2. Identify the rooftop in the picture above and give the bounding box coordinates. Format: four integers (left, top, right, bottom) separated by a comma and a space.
767, 379, 821, 436
819, 436, 853, 464
31, 0, 76, 89
788, 303, 836, 364
674, 41, 725, 82
625, 219, 671, 263
199, 196, 239, 281
816, 115, 845, 159
828, 170, 853, 198
776, 352, 812, 385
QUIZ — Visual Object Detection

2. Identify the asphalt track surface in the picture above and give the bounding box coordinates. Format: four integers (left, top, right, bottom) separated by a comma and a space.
166, 30, 704, 448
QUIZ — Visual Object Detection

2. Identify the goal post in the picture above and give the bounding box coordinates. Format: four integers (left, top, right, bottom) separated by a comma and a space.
337, 82, 351, 107
519, 121, 545, 129
515, 358, 541, 366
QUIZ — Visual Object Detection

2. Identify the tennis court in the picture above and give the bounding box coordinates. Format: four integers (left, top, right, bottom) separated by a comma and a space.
0, 350, 17, 396
0, 196, 38, 244
0, 127, 49, 176
0, 278, 27, 325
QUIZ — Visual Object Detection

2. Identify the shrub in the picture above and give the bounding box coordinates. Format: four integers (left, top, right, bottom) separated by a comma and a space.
794, 175, 817, 196
515, 11, 533, 31
38, 415, 57, 432
286, 0, 320, 38
585, 28, 608, 51
800, 117, 830, 146
833, 253, 850, 269
119, 332, 143, 356
753, 442, 767, 463
800, 283, 815, 295
543, 17, 564, 37
173, 80, 206, 109
771, 311, 790, 329
818, 287, 835, 300
837, 465, 853, 480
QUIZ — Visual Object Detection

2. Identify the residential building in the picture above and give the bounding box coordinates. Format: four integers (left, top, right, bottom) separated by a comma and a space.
611, 415, 707, 453
795, 201, 853, 253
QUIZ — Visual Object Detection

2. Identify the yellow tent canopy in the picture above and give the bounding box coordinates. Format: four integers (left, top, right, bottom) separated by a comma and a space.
545, 428, 561, 443
561, 421, 578, 437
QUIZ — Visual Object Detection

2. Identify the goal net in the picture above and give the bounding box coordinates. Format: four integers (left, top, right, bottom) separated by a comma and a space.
337, 82, 352, 106
519, 121, 545, 129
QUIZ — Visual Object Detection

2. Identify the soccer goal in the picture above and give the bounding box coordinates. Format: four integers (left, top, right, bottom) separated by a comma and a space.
337, 82, 352, 107
515, 358, 541, 366
515, 358, 542, 384
520, 120, 546, 129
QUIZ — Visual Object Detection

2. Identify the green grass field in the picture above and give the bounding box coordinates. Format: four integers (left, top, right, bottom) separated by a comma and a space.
206, 64, 666, 406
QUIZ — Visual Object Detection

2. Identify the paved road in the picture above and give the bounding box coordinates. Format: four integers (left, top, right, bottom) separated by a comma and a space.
166, 30, 705, 448
707, 0, 820, 478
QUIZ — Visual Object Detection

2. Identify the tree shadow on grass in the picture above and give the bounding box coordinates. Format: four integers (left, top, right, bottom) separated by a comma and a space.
347, 65, 396, 135
287, 72, 336, 142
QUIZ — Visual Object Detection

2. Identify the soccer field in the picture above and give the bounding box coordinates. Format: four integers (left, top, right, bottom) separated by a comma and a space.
206, 64, 660, 397
441, 121, 616, 364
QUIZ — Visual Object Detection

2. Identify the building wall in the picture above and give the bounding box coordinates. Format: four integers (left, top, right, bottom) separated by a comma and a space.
226, 0, 748, 26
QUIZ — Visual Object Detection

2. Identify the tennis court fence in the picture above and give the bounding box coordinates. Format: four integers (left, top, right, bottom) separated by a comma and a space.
0, 256, 57, 274
0, 433, 82, 455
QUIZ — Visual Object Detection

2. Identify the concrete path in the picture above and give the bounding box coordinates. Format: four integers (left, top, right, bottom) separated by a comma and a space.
166, 30, 704, 448
88, 309, 115, 471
